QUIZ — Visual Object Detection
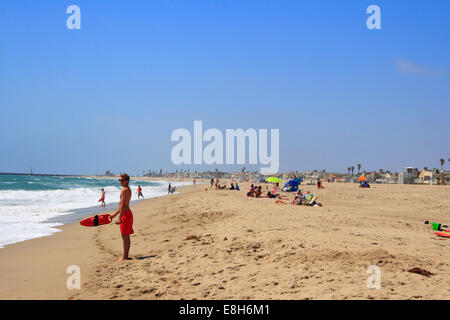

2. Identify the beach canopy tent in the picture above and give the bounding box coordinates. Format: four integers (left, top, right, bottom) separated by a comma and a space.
284, 177, 303, 192
358, 176, 367, 181
266, 177, 282, 183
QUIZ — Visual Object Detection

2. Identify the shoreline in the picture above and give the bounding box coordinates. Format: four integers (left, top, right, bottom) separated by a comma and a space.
0, 182, 449, 300
0, 176, 193, 250
0, 183, 198, 299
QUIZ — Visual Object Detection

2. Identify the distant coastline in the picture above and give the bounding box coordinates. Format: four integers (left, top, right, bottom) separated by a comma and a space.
0, 173, 201, 183
0, 172, 73, 177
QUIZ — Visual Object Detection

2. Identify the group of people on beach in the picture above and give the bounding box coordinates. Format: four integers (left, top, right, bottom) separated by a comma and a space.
291, 189, 323, 206
244, 181, 323, 207
359, 181, 370, 188
229, 182, 240, 190
211, 178, 222, 189
247, 183, 280, 198
105, 176, 323, 262
98, 184, 144, 207
210, 178, 240, 191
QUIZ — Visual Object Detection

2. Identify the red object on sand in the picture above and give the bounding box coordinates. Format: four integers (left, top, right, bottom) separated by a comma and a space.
80, 214, 112, 227
434, 232, 450, 238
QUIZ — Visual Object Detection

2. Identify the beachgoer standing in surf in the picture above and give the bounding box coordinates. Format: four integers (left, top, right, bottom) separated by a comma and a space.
99, 188, 106, 207
137, 185, 144, 199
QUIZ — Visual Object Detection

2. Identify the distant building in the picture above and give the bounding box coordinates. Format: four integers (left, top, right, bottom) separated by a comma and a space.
400, 167, 419, 184
435, 170, 450, 185
418, 169, 433, 184
230, 172, 250, 181
380, 172, 397, 184
326, 173, 347, 183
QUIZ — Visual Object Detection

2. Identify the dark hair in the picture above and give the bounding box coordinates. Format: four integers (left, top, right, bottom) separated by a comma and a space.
120, 173, 130, 181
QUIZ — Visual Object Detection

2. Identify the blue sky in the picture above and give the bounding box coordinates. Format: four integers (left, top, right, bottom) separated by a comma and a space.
1, 0, 449, 175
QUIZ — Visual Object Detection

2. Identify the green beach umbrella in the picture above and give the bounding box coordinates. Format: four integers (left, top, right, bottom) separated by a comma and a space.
266, 177, 282, 183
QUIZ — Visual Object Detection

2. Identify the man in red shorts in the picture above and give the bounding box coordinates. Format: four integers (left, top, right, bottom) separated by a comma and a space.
111, 173, 134, 261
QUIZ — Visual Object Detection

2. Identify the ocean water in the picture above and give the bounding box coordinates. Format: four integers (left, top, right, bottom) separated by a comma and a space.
0, 174, 188, 248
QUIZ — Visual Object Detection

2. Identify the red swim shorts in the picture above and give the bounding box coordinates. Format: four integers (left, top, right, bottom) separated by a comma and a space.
120, 210, 134, 235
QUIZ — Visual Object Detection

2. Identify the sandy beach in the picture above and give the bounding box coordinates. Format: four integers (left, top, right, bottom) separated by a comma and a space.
0, 182, 449, 300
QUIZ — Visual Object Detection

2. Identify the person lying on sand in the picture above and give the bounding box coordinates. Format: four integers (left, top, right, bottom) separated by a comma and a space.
265, 191, 280, 198
110, 173, 134, 261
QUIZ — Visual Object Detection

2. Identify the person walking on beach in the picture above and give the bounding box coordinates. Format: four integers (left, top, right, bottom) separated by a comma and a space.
111, 173, 134, 261
210, 178, 214, 189
137, 185, 144, 199
168, 183, 171, 194
99, 189, 106, 207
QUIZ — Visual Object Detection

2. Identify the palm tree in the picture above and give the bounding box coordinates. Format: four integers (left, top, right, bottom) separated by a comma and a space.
440, 159, 445, 171
351, 166, 355, 175
357, 164, 361, 174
